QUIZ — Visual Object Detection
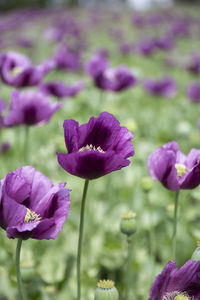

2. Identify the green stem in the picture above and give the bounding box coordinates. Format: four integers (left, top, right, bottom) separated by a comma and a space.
15, 239, 24, 300
77, 179, 89, 300
24, 126, 29, 164
172, 191, 180, 261
125, 236, 132, 300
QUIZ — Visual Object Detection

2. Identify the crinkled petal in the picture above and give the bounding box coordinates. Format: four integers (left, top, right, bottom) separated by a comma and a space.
149, 261, 177, 300
63, 119, 79, 153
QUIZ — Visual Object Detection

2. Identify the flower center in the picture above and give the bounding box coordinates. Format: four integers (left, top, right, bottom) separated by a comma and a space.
11, 66, 23, 76
97, 280, 115, 289
24, 208, 41, 223
162, 291, 191, 300
175, 164, 187, 177
78, 144, 105, 153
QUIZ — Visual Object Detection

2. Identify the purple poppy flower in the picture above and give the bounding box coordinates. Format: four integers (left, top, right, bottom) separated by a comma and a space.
0, 166, 71, 240
4, 90, 61, 127
94, 66, 137, 92
85, 52, 109, 78
53, 45, 82, 72
149, 260, 200, 300
0, 51, 53, 88
186, 54, 200, 75
147, 141, 200, 192
143, 77, 177, 98
187, 82, 200, 103
57, 112, 134, 180
136, 38, 156, 56
0, 142, 10, 153
39, 81, 85, 99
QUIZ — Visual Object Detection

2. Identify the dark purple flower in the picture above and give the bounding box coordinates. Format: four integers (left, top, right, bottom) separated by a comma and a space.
39, 81, 85, 99
186, 54, 200, 75
57, 112, 134, 180
4, 90, 61, 127
0, 142, 10, 153
149, 260, 200, 300
147, 141, 200, 191
0, 166, 71, 240
85, 52, 109, 78
94, 66, 137, 92
187, 82, 200, 103
0, 51, 53, 88
53, 45, 82, 72
143, 77, 177, 98
136, 38, 156, 56
154, 35, 175, 51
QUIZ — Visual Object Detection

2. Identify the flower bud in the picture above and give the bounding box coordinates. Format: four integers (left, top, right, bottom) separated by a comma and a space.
191, 241, 200, 261
141, 177, 153, 192
95, 280, 119, 300
120, 212, 137, 236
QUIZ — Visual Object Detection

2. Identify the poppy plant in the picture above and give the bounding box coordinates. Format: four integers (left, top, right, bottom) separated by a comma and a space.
57, 111, 134, 300
148, 141, 200, 260
149, 260, 200, 300
4, 90, 61, 127
39, 80, 85, 99
0, 166, 71, 300
57, 112, 134, 180
0, 51, 54, 87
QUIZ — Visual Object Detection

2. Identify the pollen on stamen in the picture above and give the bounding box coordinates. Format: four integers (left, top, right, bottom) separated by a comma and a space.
175, 164, 188, 177
78, 144, 105, 153
162, 291, 190, 300
11, 67, 24, 76
97, 280, 115, 289
24, 208, 41, 223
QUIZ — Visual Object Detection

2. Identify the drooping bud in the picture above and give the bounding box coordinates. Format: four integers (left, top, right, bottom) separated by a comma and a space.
191, 241, 200, 261
120, 212, 137, 236
95, 280, 119, 300
141, 177, 153, 192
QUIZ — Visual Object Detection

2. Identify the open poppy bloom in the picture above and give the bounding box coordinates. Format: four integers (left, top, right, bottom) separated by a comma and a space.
147, 141, 200, 191
0, 51, 54, 87
149, 260, 200, 300
57, 112, 134, 180
0, 166, 71, 240
4, 90, 61, 127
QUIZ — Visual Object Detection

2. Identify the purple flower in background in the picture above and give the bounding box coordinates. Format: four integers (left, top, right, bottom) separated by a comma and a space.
57, 112, 134, 180
94, 66, 137, 92
0, 166, 71, 240
136, 38, 156, 56
4, 90, 61, 127
143, 77, 177, 98
149, 260, 200, 300
154, 35, 175, 51
39, 81, 85, 99
85, 52, 109, 78
0, 142, 10, 154
147, 141, 200, 191
53, 45, 82, 72
0, 51, 53, 87
187, 82, 200, 103
186, 54, 200, 75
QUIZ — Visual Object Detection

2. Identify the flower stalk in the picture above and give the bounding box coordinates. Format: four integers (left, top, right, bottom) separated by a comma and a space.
172, 191, 180, 261
15, 239, 24, 300
24, 126, 29, 164
77, 179, 89, 300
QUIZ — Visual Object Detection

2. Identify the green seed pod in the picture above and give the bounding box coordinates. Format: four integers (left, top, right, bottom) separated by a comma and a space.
191, 241, 200, 261
120, 212, 137, 236
141, 177, 153, 192
95, 280, 119, 300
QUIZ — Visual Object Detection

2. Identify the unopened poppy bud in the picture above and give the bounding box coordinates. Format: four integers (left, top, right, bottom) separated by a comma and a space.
95, 280, 119, 300
120, 212, 137, 236
141, 177, 153, 192
191, 241, 200, 261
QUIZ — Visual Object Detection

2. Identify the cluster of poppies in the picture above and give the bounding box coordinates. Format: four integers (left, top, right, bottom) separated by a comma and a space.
0, 6, 200, 300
